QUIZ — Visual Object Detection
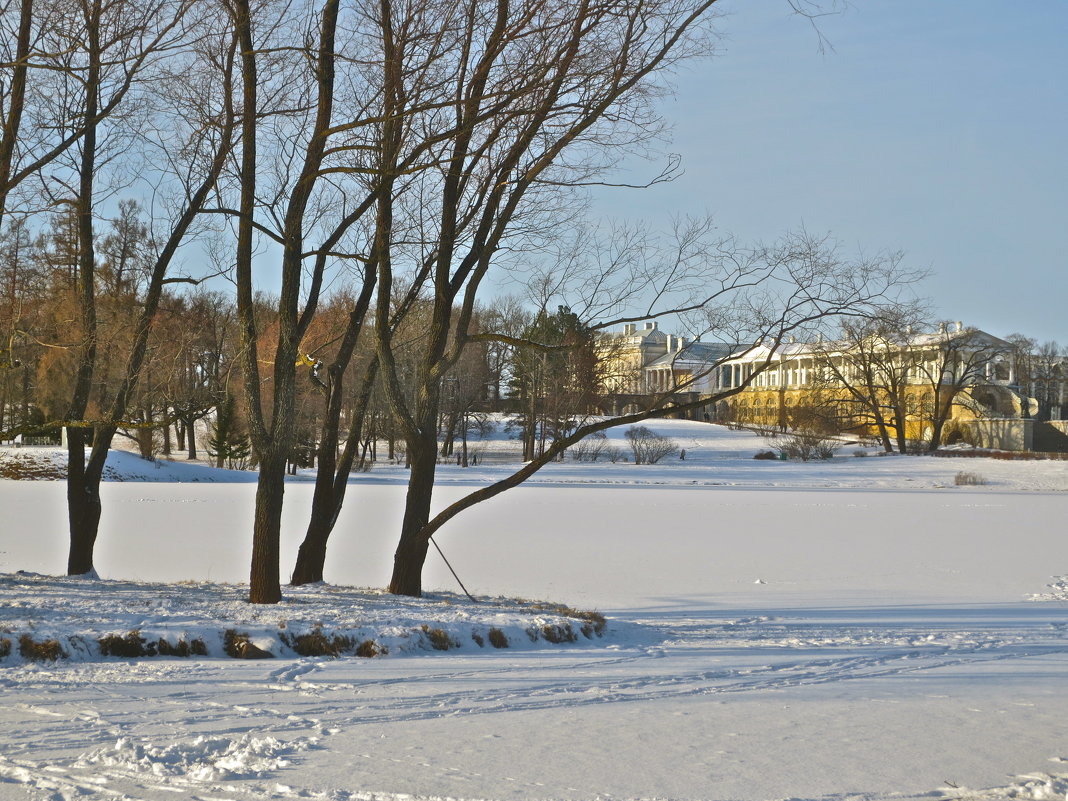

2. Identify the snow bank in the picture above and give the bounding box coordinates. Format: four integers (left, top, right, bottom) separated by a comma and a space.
0, 572, 615, 664
7, 419, 1068, 492
74, 733, 311, 781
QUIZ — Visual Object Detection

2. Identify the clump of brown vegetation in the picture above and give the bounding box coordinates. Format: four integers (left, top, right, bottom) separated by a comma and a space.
281, 628, 355, 657
0, 638, 11, 659
19, 634, 66, 661
954, 471, 987, 486
156, 637, 208, 657
421, 625, 458, 651
528, 602, 607, 637
0, 452, 65, 480
355, 639, 387, 657
487, 628, 509, 648
539, 623, 577, 644
223, 630, 273, 659
98, 630, 154, 658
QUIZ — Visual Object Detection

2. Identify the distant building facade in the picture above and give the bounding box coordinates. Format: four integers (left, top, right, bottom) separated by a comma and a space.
598, 321, 1067, 451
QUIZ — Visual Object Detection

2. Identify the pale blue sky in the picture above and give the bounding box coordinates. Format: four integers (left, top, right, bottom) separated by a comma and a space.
591, 1, 1067, 343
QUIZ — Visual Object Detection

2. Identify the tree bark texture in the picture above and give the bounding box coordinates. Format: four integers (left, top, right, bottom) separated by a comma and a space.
386, 432, 438, 596
249, 452, 287, 604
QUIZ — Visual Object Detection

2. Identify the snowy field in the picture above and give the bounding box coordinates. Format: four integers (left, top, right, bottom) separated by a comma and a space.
1, 420, 1068, 801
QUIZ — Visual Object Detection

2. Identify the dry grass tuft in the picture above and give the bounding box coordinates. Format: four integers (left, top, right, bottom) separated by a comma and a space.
223, 630, 273, 659
574, 610, 606, 636
156, 637, 207, 657
528, 603, 607, 637
355, 639, 386, 657
282, 628, 355, 657
471, 631, 484, 647
954, 471, 987, 486
421, 624, 457, 651
19, 634, 66, 661
98, 630, 154, 658
540, 623, 577, 644
0, 451, 66, 480
0, 638, 10, 659
487, 628, 509, 648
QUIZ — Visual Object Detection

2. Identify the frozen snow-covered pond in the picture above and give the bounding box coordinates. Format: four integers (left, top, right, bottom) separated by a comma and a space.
2, 421, 1067, 801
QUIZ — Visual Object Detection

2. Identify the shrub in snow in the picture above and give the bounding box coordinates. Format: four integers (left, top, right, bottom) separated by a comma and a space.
157, 636, 208, 657
625, 425, 679, 464
355, 639, 387, 657
421, 624, 458, 651
571, 430, 611, 462
281, 628, 356, 657
18, 634, 66, 661
775, 432, 841, 461
538, 622, 578, 643
954, 471, 987, 486
223, 630, 273, 659
487, 627, 509, 648
99, 630, 153, 658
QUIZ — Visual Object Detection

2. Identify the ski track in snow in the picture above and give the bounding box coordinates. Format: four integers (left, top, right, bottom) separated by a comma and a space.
2, 608, 1068, 801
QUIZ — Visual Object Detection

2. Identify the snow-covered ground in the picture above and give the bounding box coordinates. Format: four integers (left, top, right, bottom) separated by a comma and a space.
1, 420, 1067, 801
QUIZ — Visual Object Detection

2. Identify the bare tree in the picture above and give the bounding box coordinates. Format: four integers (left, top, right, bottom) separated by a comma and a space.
384, 224, 919, 595
811, 305, 925, 453
1008, 334, 1063, 421
366, 0, 737, 597
3, 0, 238, 575
914, 324, 1013, 451
625, 425, 678, 464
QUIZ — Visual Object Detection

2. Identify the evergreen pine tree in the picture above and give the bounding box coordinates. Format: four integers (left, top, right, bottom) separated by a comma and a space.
207, 394, 251, 469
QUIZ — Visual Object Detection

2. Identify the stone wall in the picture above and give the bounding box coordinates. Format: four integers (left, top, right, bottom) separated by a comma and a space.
961, 419, 1033, 452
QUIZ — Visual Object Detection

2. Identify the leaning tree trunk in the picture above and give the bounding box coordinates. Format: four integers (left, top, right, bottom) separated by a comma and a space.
873, 416, 893, 453
291, 365, 375, 585
928, 389, 952, 452
387, 430, 438, 596
290, 429, 350, 585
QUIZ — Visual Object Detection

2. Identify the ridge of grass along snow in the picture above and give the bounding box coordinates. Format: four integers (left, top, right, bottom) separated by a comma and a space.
0, 572, 613, 664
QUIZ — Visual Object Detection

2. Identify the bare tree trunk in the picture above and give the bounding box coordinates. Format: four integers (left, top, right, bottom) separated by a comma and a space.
137, 409, 154, 458
66, 429, 102, 575
928, 387, 951, 451
874, 418, 893, 452
0, 0, 33, 224
186, 415, 197, 459
291, 358, 376, 585
231, 0, 343, 603
460, 412, 468, 467
893, 408, 908, 453
387, 430, 438, 596
64, 0, 101, 576
249, 450, 286, 603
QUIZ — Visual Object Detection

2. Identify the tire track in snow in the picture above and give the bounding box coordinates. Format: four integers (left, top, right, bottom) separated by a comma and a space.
4, 612, 1066, 801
